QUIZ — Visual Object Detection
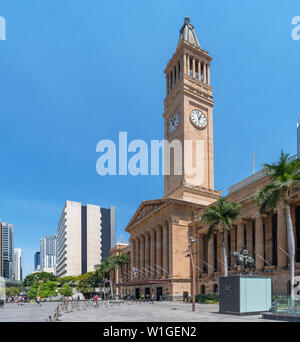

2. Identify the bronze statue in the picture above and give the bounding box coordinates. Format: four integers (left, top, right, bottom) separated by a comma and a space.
232, 247, 255, 275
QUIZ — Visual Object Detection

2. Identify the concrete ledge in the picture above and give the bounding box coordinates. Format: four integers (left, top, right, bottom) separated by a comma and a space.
262, 312, 300, 322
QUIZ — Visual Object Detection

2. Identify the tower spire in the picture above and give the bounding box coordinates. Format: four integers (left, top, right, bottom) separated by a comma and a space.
177, 17, 200, 48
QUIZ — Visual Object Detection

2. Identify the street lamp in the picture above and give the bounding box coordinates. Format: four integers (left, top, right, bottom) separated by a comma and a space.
184, 236, 197, 312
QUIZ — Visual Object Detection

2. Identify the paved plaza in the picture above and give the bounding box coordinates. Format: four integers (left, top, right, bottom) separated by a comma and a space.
0, 302, 58, 322
0, 301, 281, 322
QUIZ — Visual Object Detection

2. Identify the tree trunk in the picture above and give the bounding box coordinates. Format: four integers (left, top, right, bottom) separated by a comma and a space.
285, 203, 296, 309
221, 231, 228, 277
110, 279, 113, 299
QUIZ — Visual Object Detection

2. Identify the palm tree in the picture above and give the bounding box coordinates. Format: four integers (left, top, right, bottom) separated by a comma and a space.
200, 197, 241, 276
253, 151, 300, 306
95, 258, 116, 298
115, 254, 130, 297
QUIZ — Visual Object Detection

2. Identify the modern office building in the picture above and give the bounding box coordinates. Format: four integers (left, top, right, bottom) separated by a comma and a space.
14, 248, 22, 281
0, 222, 2, 277
0, 221, 14, 279
40, 235, 57, 274
56, 201, 116, 277
297, 116, 300, 155
34, 251, 41, 272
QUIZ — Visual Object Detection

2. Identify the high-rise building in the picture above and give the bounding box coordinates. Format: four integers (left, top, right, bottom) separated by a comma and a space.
56, 201, 116, 277
14, 248, 22, 281
40, 235, 57, 274
0, 221, 14, 279
0, 222, 2, 277
34, 251, 41, 272
297, 117, 300, 155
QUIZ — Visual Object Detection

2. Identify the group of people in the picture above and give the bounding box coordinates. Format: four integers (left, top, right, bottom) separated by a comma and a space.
0, 295, 27, 308
4, 295, 27, 305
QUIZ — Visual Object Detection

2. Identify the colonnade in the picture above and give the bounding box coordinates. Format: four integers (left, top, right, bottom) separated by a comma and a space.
130, 222, 169, 281
196, 207, 290, 275
166, 52, 210, 94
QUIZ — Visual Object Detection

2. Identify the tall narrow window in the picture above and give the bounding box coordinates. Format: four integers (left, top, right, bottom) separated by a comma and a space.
190, 57, 193, 76
178, 60, 181, 79
243, 223, 247, 248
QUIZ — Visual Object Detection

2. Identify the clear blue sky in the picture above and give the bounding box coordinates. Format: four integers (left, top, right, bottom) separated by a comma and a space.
0, 1, 299, 277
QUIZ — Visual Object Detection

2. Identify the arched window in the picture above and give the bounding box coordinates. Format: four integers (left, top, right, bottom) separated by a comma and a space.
213, 284, 219, 294
201, 285, 205, 295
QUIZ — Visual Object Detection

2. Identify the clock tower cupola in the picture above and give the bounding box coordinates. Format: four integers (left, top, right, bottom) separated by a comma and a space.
163, 17, 221, 205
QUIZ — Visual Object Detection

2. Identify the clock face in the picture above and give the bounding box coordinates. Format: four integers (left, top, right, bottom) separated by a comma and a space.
190, 109, 207, 129
168, 113, 180, 134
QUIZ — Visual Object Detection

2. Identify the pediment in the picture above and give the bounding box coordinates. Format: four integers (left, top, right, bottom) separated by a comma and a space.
126, 198, 165, 231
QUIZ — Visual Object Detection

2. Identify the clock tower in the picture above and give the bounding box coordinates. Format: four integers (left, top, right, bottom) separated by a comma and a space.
163, 17, 220, 205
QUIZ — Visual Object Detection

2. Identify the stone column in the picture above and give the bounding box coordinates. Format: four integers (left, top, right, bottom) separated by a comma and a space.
187, 54, 190, 76
207, 237, 214, 275
168, 221, 173, 278
162, 223, 169, 278
265, 215, 272, 265
277, 207, 288, 269
217, 232, 222, 272
140, 235, 145, 279
156, 226, 162, 278
145, 232, 150, 279
192, 57, 195, 77
183, 53, 186, 75
166, 74, 169, 95
198, 60, 201, 80
224, 231, 228, 273
203, 62, 207, 83
237, 222, 244, 252
198, 234, 204, 272
255, 216, 264, 271
150, 229, 156, 279
246, 221, 253, 257
136, 237, 140, 279
130, 239, 135, 281
195, 231, 200, 279
207, 64, 210, 85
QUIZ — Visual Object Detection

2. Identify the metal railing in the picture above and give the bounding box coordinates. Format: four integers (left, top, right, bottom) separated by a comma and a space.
272, 295, 300, 315
44, 298, 156, 322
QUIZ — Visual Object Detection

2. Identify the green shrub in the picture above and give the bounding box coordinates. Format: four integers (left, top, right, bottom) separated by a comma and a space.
195, 293, 219, 304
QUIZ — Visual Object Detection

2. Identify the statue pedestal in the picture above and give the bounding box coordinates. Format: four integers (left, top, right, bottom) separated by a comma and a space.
219, 275, 272, 315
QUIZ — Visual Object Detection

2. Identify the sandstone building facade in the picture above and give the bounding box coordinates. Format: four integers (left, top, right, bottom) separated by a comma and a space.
110, 18, 300, 299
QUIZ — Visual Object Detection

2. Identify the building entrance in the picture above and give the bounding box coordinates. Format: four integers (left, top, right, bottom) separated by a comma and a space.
156, 287, 163, 300
135, 288, 140, 300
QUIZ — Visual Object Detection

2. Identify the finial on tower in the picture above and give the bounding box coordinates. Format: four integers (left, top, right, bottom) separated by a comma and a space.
177, 17, 200, 48
184, 16, 190, 24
